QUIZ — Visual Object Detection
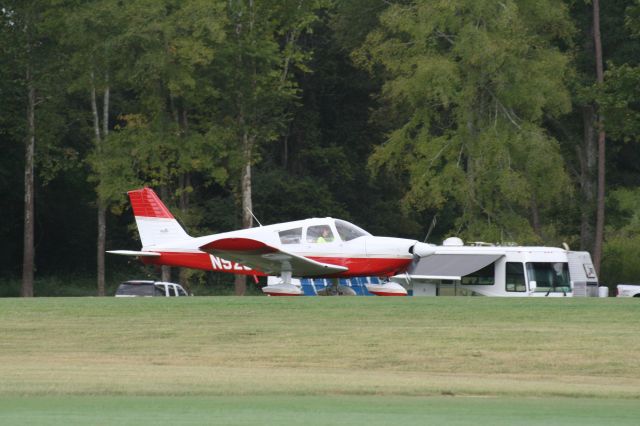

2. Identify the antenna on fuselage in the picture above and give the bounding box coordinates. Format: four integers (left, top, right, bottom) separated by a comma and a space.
246, 207, 263, 227
423, 214, 437, 243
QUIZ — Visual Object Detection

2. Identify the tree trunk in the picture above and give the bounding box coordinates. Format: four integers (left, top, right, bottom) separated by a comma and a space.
103, 75, 110, 137
241, 133, 254, 230
530, 194, 542, 240
99, 83, 110, 295
91, 73, 109, 296
22, 67, 36, 298
97, 205, 106, 296
234, 131, 254, 296
579, 106, 597, 251
592, 0, 606, 274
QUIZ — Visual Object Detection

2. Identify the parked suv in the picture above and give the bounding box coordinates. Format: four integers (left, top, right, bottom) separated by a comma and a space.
115, 280, 190, 297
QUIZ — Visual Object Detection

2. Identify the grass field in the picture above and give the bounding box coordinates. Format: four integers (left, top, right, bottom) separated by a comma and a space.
1, 297, 638, 424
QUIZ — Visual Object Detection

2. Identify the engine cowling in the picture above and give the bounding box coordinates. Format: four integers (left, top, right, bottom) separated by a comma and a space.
411, 242, 436, 258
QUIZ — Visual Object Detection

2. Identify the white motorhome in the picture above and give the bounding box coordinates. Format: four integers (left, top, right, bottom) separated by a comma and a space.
394, 238, 599, 297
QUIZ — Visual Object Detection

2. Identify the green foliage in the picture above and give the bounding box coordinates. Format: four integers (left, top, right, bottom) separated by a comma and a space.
597, 64, 640, 142
212, 0, 326, 169
601, 236, 640, 286
70, 0, 233, 214
90, 115, 231, 209
356, 0, 574, 243
626, 0, 640, 38
253, 168, 349, 224
601, 188, 640, 285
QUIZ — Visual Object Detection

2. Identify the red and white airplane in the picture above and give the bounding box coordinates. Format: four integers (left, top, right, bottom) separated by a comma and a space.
108, 188, 435, 295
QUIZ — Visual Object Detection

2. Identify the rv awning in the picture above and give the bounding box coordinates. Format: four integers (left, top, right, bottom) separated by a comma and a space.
408, 253, 504, 280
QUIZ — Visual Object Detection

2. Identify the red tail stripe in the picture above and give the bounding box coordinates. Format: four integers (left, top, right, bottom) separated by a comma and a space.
128, 188, 174, 219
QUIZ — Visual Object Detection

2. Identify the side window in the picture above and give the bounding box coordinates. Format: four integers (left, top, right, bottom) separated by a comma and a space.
167, 286, 177, 297
461, 263, 495, 285
177, 287, 187, 296
506, 262, 526, 292
306, 225, 335, 243
154, 285, 166, 296
279, 227, 302, 244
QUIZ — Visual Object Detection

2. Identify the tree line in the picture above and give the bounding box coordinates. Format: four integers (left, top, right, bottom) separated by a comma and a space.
2, 0, 639, 296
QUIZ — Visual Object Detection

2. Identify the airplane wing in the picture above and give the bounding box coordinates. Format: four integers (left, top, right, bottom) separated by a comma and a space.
106, 250, 161, 257
199, 238, 348, 276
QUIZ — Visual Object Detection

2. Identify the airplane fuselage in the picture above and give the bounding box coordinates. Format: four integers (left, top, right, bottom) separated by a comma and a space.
110, 188, 435, 281
138, 218, 417, 278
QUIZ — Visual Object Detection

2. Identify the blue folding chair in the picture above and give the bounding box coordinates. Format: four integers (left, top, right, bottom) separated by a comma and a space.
360, 277, 376, 296
313, 278, 327, 290
301, 278, 317, 296
351, 278, 365, 296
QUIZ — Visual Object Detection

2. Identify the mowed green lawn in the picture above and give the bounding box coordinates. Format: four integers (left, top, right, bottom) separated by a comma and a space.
0, 296, 638, 425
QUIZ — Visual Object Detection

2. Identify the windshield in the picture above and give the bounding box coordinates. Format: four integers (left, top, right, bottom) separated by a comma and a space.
526, 262, 570, 293
334, 219, 371, 241
116, 283, 155, 296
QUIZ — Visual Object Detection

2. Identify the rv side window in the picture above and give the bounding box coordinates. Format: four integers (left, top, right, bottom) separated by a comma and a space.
506, 262, 526, 292
279, 227, 302, 244
461, 263, 495, 285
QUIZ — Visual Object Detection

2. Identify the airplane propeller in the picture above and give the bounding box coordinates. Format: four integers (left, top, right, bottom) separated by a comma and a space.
411, 242, 435, 258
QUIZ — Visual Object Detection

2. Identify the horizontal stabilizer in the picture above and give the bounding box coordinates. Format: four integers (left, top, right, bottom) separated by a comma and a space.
107, 250, 161, 257
200, 237, 348, 276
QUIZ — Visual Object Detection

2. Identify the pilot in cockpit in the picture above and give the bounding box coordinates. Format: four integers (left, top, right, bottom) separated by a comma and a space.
317, 227, 333, 243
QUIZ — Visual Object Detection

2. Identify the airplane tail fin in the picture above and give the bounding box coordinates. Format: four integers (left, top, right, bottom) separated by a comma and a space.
128, 188, 191, 248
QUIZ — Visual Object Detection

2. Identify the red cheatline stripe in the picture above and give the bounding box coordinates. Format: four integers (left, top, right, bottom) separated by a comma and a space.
368, 291, 407, 296
264, 293, 302, 296
128, 188, 174, 219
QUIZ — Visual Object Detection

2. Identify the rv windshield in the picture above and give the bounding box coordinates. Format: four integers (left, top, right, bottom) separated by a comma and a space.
526, 262, 570, 293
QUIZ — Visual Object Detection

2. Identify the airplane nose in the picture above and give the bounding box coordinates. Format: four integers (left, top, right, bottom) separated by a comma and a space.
412, 242, 435, 257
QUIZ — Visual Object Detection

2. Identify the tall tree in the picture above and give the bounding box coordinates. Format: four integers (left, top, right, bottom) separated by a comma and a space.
91, 0, 231, 253
23, 27, 36, 297
218, 0, 323, 294
1, 1, 73, 296
3, 1, 50, 296
61, 0, 122, 295
356, 0, 574, 243
587, 0, 640, 282
0, 9, 25, 279
591, 0, 606, 273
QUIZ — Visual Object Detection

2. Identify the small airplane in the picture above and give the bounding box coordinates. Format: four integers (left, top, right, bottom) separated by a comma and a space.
108, 188, 435, 295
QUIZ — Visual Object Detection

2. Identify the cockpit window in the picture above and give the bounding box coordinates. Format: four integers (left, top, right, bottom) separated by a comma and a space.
307, 225, 335, 243
335, 219, 370, 241
279, 227, 302, 244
